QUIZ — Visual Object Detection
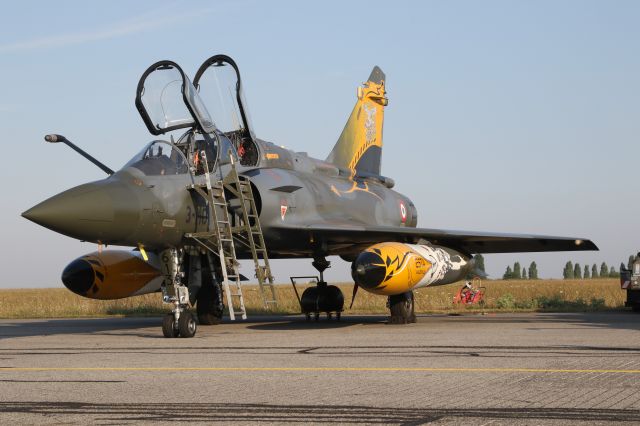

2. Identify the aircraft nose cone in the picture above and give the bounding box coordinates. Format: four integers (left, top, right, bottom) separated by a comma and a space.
61, 258, 95, 296
22, 180, 139, 243
22, 185, 113, 226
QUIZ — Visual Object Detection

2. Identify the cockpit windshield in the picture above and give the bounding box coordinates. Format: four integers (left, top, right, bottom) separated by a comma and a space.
124, 141, 189, 176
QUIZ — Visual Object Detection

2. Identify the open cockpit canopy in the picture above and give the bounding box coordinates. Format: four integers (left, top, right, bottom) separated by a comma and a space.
193, 54, 255, 142
135, 61, 215, 136
135, 55, 260, 168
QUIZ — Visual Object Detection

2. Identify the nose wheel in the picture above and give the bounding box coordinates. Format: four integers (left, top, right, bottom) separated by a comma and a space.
162, 311, 197, 338
162, 314, 179, 338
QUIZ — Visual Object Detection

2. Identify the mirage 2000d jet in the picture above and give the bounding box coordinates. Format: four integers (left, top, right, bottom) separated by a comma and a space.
23, 54, 597, 337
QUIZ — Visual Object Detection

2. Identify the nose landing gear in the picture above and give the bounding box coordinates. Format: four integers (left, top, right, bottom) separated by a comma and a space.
160, 248, 198, 338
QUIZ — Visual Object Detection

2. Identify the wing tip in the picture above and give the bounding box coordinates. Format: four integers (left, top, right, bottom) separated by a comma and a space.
575, 239, 599, 251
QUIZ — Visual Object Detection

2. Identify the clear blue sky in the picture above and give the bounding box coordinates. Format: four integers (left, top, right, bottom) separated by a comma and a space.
1, 0, 639, 287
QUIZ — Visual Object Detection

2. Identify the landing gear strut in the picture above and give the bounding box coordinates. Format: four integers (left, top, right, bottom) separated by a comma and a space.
160, 248, 197, 338
388, 291, 417, 324
299, 257, 344, 321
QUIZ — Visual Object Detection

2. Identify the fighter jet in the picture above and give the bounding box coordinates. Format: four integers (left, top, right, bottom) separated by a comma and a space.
23, 54, 597, 337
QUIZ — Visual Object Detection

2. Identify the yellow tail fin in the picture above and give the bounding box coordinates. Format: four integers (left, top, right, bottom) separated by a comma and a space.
326, 66, 388, 176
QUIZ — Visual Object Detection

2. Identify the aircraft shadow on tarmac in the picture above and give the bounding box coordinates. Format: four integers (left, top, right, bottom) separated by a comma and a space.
500, 311, 640, 333
245, 314, 387, 331
0, 312, 638, 340
430, 311, 640, 333
0, 315, 385, 340
0, 402, 638, 423
0, 317, 161, 340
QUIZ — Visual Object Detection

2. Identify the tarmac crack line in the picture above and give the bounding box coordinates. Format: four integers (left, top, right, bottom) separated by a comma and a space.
3, 366, 640, 373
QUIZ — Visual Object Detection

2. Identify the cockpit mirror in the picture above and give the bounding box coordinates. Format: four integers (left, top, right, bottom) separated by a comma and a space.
135, 60, 216, 136
193, 55, 255, 141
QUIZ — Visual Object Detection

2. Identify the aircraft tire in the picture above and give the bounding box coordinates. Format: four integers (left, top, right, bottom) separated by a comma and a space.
300, 287, 319, 314
389, 292, 415, 325
178, 312, 197, 338
319, 285, 345, 313
162, 314, 179, 338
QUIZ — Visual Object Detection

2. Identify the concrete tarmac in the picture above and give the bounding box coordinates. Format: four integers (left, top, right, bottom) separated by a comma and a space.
1, 312, 640, 425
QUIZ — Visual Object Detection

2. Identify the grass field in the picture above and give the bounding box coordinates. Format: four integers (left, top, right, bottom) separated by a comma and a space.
0, 279, 627, 319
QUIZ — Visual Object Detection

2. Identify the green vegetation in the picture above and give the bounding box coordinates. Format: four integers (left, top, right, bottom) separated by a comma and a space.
510, 256, 636, 280
563, 261, 574, 279
475, 254, 485, 274
528, 261, 538, 279
503, 260, 535, 280
503, 266, 513, 279
573, 263, 582, 279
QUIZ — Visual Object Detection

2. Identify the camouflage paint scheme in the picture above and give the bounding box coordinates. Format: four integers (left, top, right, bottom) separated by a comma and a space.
23, 57, 598, 299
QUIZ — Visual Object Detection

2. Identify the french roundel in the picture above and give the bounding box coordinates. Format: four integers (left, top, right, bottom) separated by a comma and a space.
400, 202, 407, 223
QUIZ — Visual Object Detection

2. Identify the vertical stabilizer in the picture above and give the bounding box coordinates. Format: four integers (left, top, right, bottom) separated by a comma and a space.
326, 66, 388, 175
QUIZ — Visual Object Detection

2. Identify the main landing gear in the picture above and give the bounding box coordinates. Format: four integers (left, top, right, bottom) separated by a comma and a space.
388, 291, 417, 325
160, 248, 197, 338
299, 257, 344, 321
195, 254, 224, 325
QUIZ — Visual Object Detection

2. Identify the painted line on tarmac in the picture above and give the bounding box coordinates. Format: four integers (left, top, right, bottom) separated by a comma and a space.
2, 367, 640, 374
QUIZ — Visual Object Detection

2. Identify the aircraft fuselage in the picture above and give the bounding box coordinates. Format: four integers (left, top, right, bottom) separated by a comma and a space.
23, 138, 416, 261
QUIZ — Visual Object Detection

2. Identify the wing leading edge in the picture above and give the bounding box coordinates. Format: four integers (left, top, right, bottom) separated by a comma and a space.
271, 224, 598, 255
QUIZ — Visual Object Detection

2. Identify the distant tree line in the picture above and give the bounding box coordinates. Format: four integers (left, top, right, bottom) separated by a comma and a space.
562, 261, 620, 279
502, 261, 539, 280
560, 253, 640, 279
495, 253, 639, 280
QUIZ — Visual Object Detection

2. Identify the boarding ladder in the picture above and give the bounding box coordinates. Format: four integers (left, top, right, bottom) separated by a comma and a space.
223, 157, 278, 309
185, 153, 277, 320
